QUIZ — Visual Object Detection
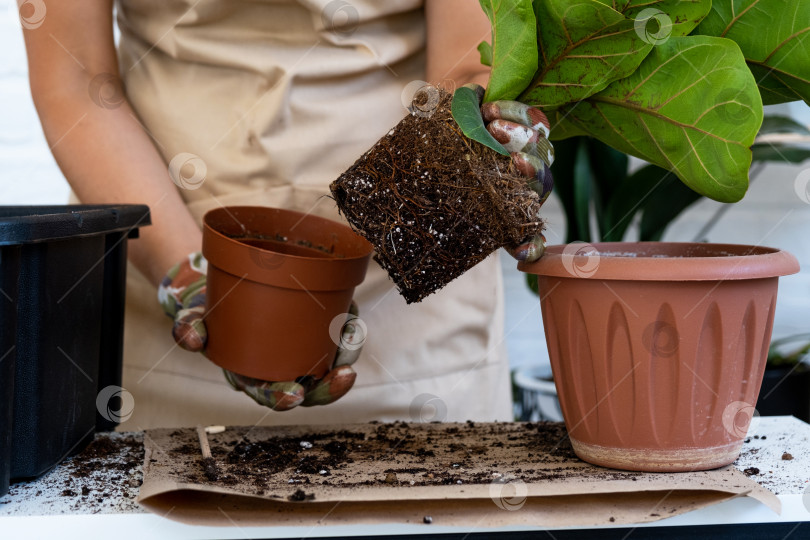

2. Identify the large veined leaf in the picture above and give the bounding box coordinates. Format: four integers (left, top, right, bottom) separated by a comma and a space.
552, 36, 763, 202
519, 0, 710, 109
595, 0, 710, 37
696, 0, 810, 105
480, 0, 538, 102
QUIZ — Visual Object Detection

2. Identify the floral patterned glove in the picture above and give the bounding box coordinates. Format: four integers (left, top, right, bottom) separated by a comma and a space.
465, 84, 554, 263
158, 252, 361, 410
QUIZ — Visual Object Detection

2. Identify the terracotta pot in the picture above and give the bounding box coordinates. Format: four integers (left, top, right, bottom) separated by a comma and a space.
519, 242, 799, 472
202, 207, 373, 381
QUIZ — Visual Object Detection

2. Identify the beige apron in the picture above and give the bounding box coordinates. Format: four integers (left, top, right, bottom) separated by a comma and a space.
115, 0, 512, 429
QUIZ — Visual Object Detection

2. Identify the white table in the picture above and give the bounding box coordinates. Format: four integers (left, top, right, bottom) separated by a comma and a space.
1, 417, 809, 539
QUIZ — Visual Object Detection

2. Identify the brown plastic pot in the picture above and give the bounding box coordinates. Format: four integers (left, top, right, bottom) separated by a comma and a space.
519, 242, 799, 472
202, 207, 373, 381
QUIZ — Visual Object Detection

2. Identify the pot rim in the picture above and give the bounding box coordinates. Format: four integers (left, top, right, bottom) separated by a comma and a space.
518, 241, 799, 281
203, 206, 374, 291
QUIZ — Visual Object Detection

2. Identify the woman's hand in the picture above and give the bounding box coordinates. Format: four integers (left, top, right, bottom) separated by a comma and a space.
158, 253, 361, 410
464, 84, 555, 263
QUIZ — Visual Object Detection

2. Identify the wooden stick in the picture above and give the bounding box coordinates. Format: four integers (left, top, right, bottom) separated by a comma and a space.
196, 425, 219, 481
196, 425, 212, 459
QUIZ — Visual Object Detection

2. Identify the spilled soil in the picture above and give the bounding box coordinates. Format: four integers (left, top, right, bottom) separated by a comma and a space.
152, 422, 644, 502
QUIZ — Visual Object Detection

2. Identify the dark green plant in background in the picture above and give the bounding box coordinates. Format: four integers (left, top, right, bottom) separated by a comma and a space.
554, 116, 810, 245
767, 333, 810, 370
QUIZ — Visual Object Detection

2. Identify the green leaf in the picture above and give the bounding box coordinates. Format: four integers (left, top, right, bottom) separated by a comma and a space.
596, 0, 711, 37
696, 0, 810, 106
548, 137, 587, 242
451, 87, 509, 155
572, 142, 593, 242
522, 0, 649, 108
751, 143, 810, 164
748, 64, 806, 105
521, 0, 710, 109
526, 273, 540, 295
638, 171, 703, 241
584, 137, 628, 232
478, 41, 493, 67
548, 109, 590, 140
751, 115, 810, 164
553, 36, 763, 203
758, 115, 810, 136
602, 164, 670, 241
480, 0, 538, 102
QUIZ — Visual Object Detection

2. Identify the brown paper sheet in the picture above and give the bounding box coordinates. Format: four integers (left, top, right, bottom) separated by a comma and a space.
137, 422, 779, 528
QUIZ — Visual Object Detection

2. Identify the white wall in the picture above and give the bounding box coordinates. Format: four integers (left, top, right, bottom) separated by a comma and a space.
0, 1, 70, 205
2, 0, 809, 372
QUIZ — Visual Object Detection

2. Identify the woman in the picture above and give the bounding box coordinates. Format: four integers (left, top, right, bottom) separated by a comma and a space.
21, 0, 551, 428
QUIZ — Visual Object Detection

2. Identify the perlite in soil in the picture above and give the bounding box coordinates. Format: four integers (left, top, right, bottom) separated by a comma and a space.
331, 87, 546, 303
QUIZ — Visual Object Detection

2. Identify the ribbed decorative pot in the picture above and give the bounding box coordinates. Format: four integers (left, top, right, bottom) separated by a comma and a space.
202, 207, 373, 382
519, 242, 799, 472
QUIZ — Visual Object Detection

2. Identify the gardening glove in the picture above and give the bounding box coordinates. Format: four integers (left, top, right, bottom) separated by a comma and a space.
158, 252, 362, 410
464, 83, 554, 263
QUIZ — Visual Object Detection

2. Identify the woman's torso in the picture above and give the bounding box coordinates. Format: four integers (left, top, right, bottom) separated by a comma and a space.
115, 0, 512, 427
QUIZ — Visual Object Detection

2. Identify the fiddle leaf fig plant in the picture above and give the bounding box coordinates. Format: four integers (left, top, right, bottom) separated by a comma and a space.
551, 36, 761, 202
520, 0, 711, 107
696, 2, 810, 105
458, 0, 810, 204
479, 0, 538, 102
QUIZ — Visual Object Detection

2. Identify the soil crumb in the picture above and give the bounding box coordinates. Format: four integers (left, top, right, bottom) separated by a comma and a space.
0, 433, 144, 514
288, 489, 315, 502
201, 457, 219, 481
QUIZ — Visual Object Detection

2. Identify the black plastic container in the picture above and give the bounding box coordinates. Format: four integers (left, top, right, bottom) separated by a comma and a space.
756, 366, 810, 423
0, 205, 150, 497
